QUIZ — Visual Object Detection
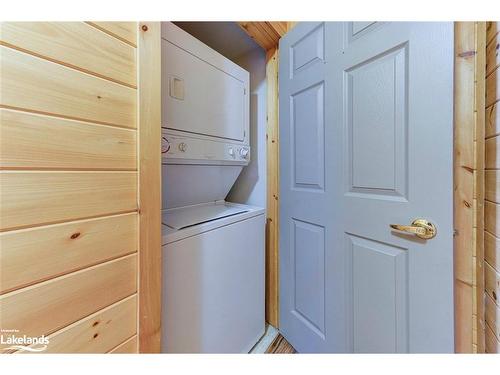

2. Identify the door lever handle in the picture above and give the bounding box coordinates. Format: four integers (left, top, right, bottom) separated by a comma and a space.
390, 219, 437, 239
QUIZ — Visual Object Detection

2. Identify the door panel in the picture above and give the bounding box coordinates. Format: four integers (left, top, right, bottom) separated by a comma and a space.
352, 22, 376, 36
290, 23, 325, 76
346, 44, 407, 197
280, 22, 454, 353
291, 82, 325, 190
280, 22, 343, 353
348, 234, 408, 353
292, 218, 325, 337
345, 22, 382, 45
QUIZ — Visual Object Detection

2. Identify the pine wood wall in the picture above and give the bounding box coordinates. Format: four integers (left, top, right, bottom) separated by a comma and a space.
484, 21, 500, 353
0, 22, 143, 353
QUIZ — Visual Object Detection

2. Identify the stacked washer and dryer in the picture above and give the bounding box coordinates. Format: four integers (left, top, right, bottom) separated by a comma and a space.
160, 22, 265, 353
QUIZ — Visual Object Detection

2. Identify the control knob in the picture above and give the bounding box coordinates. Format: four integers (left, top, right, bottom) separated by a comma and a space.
178, 142, 187, 152
239, 148, 249, 159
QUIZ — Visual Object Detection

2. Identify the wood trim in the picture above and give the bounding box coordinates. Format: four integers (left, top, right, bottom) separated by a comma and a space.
137, 22, 162, 353
475, 22, 487, 353
237, 21, 297, 328
266, 47, 279, 327
453, 22, 486, 353
454, 22, 474, 353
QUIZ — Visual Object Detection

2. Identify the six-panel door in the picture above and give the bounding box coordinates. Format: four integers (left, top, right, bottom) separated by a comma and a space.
279, 22, 454, 353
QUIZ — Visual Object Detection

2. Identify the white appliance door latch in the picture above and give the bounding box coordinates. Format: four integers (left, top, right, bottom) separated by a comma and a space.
170, 76, 185, 100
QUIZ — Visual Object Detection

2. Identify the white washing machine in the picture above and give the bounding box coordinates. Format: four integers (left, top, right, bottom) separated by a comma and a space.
160, 22, 265, 353
162, 202, 265, 353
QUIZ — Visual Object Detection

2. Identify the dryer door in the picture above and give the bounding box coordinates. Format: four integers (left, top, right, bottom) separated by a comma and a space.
162, 37, 248, 142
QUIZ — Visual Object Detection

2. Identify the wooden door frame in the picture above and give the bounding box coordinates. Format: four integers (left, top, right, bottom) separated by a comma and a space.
240, 21, 486, 353
137, 21, 162, 353
454, 22, 486, 353
237, 21, 294, 328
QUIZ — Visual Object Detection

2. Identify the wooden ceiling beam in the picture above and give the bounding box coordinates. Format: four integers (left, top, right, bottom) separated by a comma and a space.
237, 21, 290, 50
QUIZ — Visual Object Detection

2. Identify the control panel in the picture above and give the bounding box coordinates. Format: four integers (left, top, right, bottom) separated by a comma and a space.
162, 131, 250, 165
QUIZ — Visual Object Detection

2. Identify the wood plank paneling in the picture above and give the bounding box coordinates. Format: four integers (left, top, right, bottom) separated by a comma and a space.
486, 137, 500, 169
485, 261, 500, 303
237, 22, 287, 51
109, 335, 138, 353
0, 109, 136, 170
0, 171, 137, 231
0, 213, 137, 294
137, 21, 162, 353
0, 22, 136, 87
0, 21, 140, 354
0, 45, 136, 128
486, 322, 500, 353
268, 22, 288, 36
487, 22, 499, 46
19, 295, 137, 354
87, 22, 137, 47
485, 230, 500, 271
485, 170, 500, 203
0, 254, 137, 345
486, 103, 499, 138
485, 200, 500, 237
486, 32, 499, 77
486, 69, 499, 108
238, 22, 275, 50
485, 292, 500, 342
485, 21, 500, 353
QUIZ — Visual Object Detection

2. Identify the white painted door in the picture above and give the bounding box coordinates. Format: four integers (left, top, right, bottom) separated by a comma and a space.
279, 22, 454, 353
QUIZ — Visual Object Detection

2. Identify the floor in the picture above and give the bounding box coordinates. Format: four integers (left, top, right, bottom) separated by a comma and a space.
250, 324, 297, 354
249, 324, 279, 353
265, 334, 296, 354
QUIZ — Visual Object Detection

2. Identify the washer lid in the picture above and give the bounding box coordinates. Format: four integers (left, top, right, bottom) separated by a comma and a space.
162, 164, 243, 209
163, 203, 248, 230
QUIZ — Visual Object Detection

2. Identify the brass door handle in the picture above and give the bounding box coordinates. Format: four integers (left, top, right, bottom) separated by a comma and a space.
390, 219, 437, 239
